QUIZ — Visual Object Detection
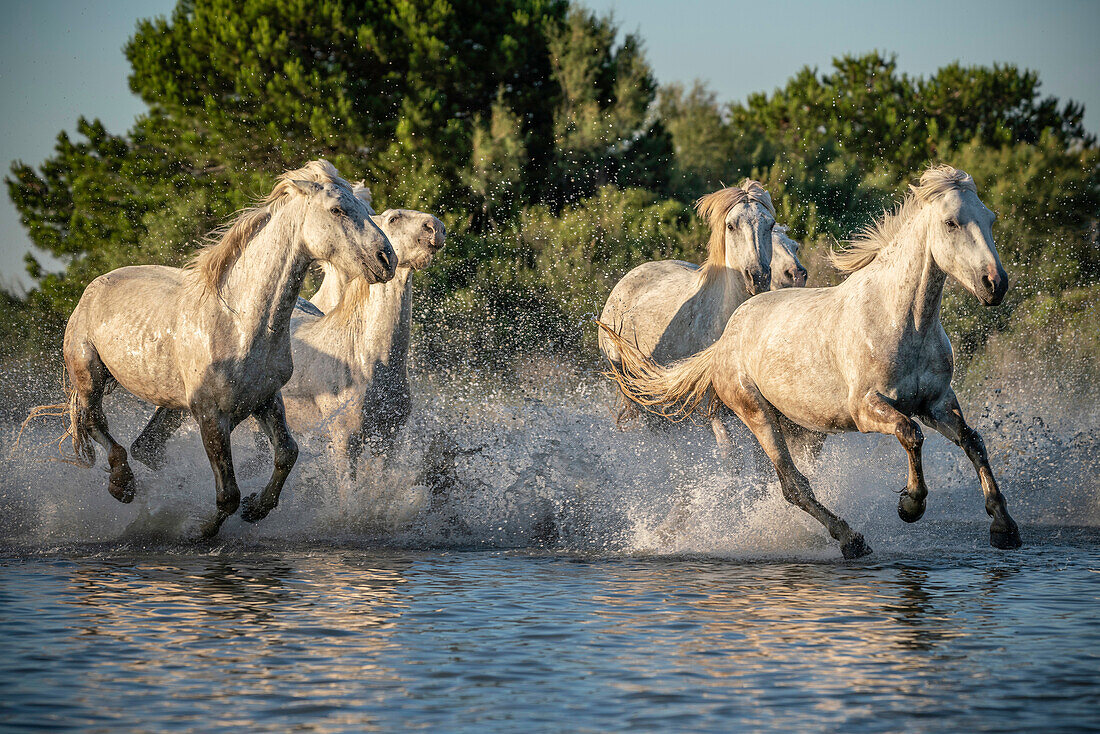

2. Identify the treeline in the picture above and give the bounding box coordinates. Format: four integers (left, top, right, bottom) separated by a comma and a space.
5, 0, 1098, 380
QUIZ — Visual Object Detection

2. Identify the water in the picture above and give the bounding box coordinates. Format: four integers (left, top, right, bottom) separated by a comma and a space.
2, 537, 1098, 732
1, 367, 1098, 731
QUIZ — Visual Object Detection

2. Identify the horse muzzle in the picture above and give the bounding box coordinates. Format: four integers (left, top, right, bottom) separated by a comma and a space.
979, 264, 1008, 306
745, 268, 771, 295
786, 265, 808, 288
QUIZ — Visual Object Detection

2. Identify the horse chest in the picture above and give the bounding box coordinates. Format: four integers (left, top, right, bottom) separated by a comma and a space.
864, 332, 952, 413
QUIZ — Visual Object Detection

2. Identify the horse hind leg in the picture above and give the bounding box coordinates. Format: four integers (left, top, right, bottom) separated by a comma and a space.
778, 415, 827, 474
65, 342, 135, 503
730, 387, 870, 559
131, 407, 188, 470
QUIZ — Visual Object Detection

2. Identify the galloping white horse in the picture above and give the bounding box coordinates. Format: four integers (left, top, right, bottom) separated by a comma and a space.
597, 181, 803, 455
55, 160, 396, 538
599, 165, 1020, 558
131, 186, 447, 480
283, 187, 446, 474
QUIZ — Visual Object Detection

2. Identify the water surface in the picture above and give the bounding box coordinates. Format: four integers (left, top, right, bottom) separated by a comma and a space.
3, 528, 1097, 732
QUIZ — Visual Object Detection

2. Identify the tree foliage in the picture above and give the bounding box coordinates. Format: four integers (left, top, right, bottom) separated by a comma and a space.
5, 8, 1097, 376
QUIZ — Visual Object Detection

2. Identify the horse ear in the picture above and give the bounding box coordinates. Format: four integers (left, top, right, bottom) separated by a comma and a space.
352, 181, 373, 205
287, 179, 323, 197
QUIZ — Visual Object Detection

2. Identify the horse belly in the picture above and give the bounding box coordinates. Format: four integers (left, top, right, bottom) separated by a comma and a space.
740, 308, 856, 433
757, 374, 855, 433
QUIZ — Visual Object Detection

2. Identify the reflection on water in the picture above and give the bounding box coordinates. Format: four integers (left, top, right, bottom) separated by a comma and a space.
2, 531, 1097, 732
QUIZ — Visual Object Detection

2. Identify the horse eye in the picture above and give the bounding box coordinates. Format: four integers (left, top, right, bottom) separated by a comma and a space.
946, 219, 959, 230
726, 223, 734, 231
330, 206, 345, 216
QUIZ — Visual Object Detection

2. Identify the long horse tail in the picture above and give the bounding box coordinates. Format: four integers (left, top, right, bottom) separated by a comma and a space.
17, 369, 95, 467
595, 320, 722, 424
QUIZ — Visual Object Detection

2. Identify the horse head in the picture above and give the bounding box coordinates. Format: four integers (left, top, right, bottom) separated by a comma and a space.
289, 162, 396, 285
374, 209, 447, 271
770, 225, 808, 289
921, 167, 1008, 306
697, 181, 775, 294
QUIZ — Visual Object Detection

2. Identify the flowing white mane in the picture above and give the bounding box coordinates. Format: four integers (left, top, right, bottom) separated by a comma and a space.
188, 160, 353, 293
829, 164, 977, 273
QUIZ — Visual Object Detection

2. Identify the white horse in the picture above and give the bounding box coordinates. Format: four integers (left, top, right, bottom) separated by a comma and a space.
599, 165, 1020, 558
53, 160, 396, 538
282, 188, 446, 474
597, 181, 802, 456
130, 186, 447, 479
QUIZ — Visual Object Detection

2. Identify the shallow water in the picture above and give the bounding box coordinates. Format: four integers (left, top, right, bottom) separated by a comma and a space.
1, 368, 1098, 730
2, 532, 1098, 732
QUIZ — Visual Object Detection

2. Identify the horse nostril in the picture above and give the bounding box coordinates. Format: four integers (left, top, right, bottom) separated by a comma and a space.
981, 273, 994, 293
377, 249, 392, 272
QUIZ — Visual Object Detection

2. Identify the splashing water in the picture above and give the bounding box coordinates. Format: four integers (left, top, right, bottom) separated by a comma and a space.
1, 360, 1097, 557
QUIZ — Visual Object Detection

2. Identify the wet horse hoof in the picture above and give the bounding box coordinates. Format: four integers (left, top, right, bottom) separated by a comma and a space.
840, 534, 872, 559
108, 464, 135, 503
897, 493, 926, 523
990, 520, 1022, 550
239, 493, 269, 524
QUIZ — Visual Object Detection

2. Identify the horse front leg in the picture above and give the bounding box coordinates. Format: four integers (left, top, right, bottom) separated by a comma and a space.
131, 406, 188, 470
732, 388, 870, 559
194, 411, 240, 539
241, 393, 298, 524
853, 392, 929, 523
922, 393, 1021, 550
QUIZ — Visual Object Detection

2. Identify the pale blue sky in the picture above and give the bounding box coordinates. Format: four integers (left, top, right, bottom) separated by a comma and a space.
2, 0, 1097, 290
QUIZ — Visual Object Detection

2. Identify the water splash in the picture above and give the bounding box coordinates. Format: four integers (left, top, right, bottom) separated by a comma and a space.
2, 361, 1096, 557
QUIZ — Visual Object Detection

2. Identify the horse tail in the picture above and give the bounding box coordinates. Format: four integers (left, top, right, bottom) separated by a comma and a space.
17, 369, 95, 467
595, 320, 721, 423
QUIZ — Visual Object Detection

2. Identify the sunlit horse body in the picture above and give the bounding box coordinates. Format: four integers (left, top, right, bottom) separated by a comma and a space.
283, 188, 446, 474
598, 181, 804, 455
600, 165, 1021, 558
55, 160, 396, 537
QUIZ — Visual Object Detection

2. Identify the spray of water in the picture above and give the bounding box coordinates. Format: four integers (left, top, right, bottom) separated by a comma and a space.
1, 358, 1096, 558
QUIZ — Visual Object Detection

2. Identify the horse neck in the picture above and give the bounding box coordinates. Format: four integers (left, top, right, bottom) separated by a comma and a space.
855, 216, 946, 333
221, 203, 312, 342
309, 262, 348, 313
316, 268, 414, 377
698, 264, 750, 324
355, 269, 414, 370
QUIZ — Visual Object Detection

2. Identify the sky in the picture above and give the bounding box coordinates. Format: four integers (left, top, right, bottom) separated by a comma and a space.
1, 0, 1097, 290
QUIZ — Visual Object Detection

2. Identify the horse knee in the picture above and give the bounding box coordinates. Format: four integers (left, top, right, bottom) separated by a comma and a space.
274, 437, 298, 472
897, 420, 923, 451
217, 485, 240, 515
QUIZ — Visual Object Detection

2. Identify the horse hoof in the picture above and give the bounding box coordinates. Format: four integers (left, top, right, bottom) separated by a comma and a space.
196, 517, 223, 541
108, 466, 135, 503
990, 521, 1022, 550
841, 534, 872, 559
240, 493, 266, 523
897, 493, 926, 523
